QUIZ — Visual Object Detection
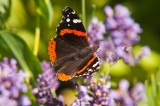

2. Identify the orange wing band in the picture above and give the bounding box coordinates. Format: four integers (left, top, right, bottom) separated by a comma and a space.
56, 72, 74, 81
48, 38, 56, 64
77, 55, 96, 74
60, 29, 87, 36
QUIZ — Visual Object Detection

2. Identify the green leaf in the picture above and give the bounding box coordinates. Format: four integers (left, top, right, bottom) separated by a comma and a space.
0, 31, 42, 86
34, 0, 53, 26
0, 0, 11, 29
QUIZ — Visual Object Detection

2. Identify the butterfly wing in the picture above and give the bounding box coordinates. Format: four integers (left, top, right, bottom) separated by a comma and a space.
57, 6, 86, 36
56, 54, 99, 81
56, 59, 83, 81
76, 55, 100, 77
48, 6, 89, 65
56, 6, 89, 48
48, 37, 79, 66
48, 6, 100, 81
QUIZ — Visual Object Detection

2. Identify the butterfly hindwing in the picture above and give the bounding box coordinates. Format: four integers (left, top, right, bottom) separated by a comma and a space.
76, 55, 100, 77
56, 59, 83, 81
56, 55, 99, 81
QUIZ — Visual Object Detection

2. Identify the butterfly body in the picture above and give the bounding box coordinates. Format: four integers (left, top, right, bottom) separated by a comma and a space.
48, 6, 100, 81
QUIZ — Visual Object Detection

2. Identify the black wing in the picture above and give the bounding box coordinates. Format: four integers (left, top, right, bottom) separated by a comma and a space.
56, 59, 84, 81
48, 6, 90, 65
76, 55, 100, 77
56, 6, 86, 36
56, 54, 99, 81
56, 6, 89, 48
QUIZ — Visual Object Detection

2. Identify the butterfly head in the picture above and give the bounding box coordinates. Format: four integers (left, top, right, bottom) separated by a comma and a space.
92, 45, 99, 52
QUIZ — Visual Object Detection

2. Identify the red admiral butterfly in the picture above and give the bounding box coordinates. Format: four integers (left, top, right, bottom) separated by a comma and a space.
48, 6, 100, 81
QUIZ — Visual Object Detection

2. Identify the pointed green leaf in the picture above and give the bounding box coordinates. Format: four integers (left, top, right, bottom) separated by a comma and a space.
35, 0, 53, 26
0, 31, 42, 85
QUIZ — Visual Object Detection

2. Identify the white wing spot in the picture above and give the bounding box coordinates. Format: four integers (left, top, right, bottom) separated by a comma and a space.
66, 18, 70, 22
93, 62, 99, 68
96, 67, 100, 70
83, 73, 89, 76
73, 19, 81, 23
54, 35, 57, 38
88, 69, 93, 72
67, 15, 69, 17
60, 20, 63, 23
72, 11, 75, 14
68, 24, 70, 26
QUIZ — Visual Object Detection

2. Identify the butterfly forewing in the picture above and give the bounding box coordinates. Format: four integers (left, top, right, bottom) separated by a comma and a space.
56, 6, 89, 47
56, 6, 86, 35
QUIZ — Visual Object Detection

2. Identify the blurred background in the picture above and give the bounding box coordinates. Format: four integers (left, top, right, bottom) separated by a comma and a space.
0, 0, 160, 105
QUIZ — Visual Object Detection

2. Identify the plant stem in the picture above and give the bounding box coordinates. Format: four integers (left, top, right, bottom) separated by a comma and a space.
131, 66, 137, 85
33, 16, 40, 56
106, 63, 112, 77
151, 74, 157, 99
91, 4, 96, 18
82, 0, 86, 28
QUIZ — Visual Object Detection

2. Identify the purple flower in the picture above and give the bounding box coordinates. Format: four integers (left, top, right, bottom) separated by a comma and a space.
116, 46, 136, 65
88, 17, 106, 46
0, 57, 31, 106
88, 4, 150, 65
105, 5, 142, 47
33, 61, 63, 106
40, 61, 59, 89
104, 4, 143, 64
135, 46, 151, 64
87, 17, 119, 63
20, 96, 31, 106
71, 74, 115, 106
116, 46, 150, 66
104, 5, 144, 65
109, 79, 146, 106
98, 38, 119, 63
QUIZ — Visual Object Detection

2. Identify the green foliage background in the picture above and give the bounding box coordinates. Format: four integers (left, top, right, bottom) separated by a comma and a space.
0, 0, 160, 105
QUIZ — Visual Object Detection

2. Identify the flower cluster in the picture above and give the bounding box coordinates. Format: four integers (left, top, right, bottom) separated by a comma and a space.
0, 58, 31, 106
104, 5, 142, 47
71, 75, 115, 106
88, 17, 106, 46
109, 79, 146, 106
88, 4, 150, 65
32, 61, 63, 106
